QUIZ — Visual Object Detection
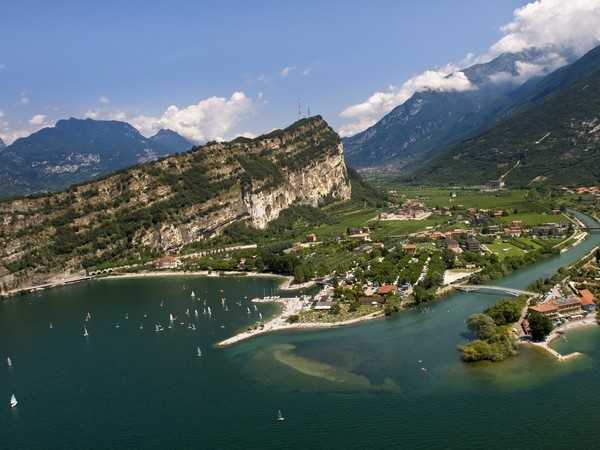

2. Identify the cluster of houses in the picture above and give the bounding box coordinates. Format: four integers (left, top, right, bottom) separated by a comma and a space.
527, 287, 596, 325
378, 200, 432, 221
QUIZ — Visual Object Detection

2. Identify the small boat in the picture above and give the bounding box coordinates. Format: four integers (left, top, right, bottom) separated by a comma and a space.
185, 308, 190, 316
258, 312, 263, 320
7, 357, 12, 368
169, 313, 175, 322
10, 394, 18, 408
49, 322, 53, 329
85, 312, 92, 321
125, 313, 129, 320
115, 323, 120, 329
194, 309, 199, 318
154, 324, 164, 332
160, 301, 164, 308
139, 324, 144, 330
196, 346, 202, 358
191, 291, 196, 299
277, 410, 285, 421
83, 326, 89, 337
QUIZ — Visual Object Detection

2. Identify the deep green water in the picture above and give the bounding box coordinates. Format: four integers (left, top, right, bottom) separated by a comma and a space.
2, 215, 600, 449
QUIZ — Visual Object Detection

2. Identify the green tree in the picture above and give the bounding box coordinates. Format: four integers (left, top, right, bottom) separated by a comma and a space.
528, 311, 553, 341
467, 314, 497, 340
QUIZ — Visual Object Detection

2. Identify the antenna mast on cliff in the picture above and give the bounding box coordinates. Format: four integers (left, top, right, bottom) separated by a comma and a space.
297, 99, 302, 119
307, 105, 311, 117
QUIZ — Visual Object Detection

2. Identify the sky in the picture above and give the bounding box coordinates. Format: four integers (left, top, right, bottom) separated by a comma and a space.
1, 0, 600, 145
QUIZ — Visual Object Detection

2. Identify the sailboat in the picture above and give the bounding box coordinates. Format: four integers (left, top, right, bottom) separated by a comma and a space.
83, 326, 89, 337
49, 322, 53, 329
185, 308, 190, 316
277, 410, 285, 421
196, 346, 202, 357
160, 301, 164, 308
85, 312, 92, 321
7, 357, 12, 368
10, 394, 18, 408
169, 313, 175, 322
194, 309, 199, 318
139, 324, 144, 330
125, 313, 129, 320
191, 291, 196, 299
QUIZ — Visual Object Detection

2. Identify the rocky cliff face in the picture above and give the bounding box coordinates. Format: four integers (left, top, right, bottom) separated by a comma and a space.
0, 116, 350, 293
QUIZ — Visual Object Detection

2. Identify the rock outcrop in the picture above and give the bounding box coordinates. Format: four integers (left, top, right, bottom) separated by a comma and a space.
0, 116, 351, 293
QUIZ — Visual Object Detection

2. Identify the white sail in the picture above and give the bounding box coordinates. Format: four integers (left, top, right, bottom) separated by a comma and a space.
191, 291, 196, 298
7, 357, 12, 368
277, 409, 284, 421
83, 326, 89, 337
194, 309, 199, 318
197, 346, 202, 357
49, 322, 53, 329
169, 313, 175, 322
10, 394, 17, 408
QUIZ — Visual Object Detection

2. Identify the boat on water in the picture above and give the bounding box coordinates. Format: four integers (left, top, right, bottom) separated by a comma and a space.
277, 410, 285, 421
83, 326, 89, 337
139, 324, 144, 330
115, 323, 120, 329
7, 357, 12, 368
169, 313, 175, 322
154, 324, 164, 332
197, 346, 202, 357
191, 291, 196, 299
10, 394, 18, 408
49, 322, 53, 329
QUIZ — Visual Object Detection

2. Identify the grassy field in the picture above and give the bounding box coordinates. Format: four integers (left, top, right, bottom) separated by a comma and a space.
497, 212, 568, 226
486, 241, 527, 259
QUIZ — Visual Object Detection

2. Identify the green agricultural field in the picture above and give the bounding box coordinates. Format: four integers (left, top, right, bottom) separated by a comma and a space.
486, 241, 527, 259
497, 212, 568, 226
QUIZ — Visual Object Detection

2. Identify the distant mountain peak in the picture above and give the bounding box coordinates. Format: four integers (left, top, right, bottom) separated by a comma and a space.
0, 138, 5, 150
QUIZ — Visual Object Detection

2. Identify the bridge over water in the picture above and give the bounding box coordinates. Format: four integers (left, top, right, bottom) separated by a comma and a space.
457, 285, 538, 297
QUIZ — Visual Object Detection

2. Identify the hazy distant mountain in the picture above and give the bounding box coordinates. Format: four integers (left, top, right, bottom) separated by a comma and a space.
411, 44, 600, 186
0, 138, 5, 150
342, 49, 566, 170
148, 129, 192, 154
0, 118, 191, 198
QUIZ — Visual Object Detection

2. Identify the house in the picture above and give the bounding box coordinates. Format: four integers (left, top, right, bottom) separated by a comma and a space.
238, 258, 246, 270
153, 256, 179, 269
402, 244, 417, 255
445, 238, 462, 254
305, 233, 318, 243
579, 289, 597, 312
377, 284, 397, 296
314, 300, 334, 310
359, 295, 386, 306
464, 236, 481, 252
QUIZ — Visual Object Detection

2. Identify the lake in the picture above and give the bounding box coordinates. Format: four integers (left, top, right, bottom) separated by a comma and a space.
2, 214, 600, 449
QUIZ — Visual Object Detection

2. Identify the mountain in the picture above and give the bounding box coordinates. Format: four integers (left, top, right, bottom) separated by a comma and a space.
0, 118, 191, 198
342, 49, 564, 170
0, 116, 351, 293
148, 128, 192, 154
411, 45, 600, 186
0, 138, 5, 150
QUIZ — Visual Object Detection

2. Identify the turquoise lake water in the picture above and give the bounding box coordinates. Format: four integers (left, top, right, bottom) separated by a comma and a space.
2, 213, 600, 449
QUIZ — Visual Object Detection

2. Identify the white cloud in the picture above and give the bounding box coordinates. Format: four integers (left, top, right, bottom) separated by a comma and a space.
492, 0, 600, 56
99, 96, 110, 104
129, 91, 253, 142
339, 0, 600, 136
339, 68, 474, 137
280, 66, 295, 77
29, 114, 46, 125
20, 96, 30, 105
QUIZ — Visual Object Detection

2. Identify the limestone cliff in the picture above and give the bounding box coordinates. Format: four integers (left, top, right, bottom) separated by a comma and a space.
0, 116, 350, 293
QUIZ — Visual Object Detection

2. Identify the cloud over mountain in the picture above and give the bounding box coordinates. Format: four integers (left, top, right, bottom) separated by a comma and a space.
339, 0, 600, 137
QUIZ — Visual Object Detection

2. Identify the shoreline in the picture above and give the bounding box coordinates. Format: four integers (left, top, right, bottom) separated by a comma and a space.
527, 316, 598, 361
217, 297, 384, 347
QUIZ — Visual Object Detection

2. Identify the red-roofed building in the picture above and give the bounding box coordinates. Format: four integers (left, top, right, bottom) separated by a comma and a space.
377, 284, 397, 296
579, 289, 597, 312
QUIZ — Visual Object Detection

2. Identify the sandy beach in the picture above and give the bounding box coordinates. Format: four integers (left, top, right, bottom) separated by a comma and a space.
217, 297, 384, 347
527, 315, 598, 360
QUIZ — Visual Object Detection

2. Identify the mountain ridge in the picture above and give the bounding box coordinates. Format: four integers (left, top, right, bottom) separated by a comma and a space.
0, 118, 192, 198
